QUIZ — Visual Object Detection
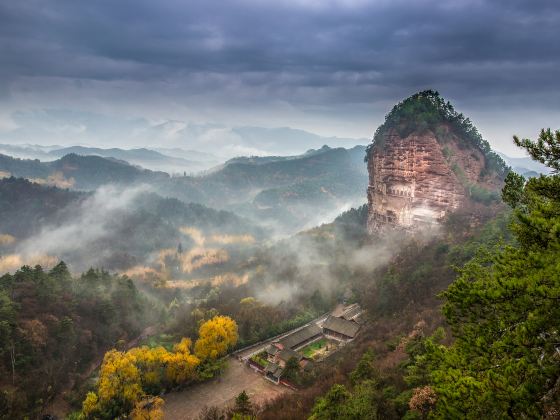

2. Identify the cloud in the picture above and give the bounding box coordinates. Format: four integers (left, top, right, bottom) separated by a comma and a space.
0, 0, 559, 152
15, 184, 152, 267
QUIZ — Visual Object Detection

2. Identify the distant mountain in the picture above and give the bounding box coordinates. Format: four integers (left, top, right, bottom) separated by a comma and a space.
49, 146, 218, 174
0, 108, 367, 158
139, 124, 367, 158
209, 144, 367, 187
223, 144, 367, 170
158, 145, 369, 233
0, 144, 220, 174
229, 126, 368, 156
153, 147, 218, 162
0, 143, 59, 160
0, 153, 168, 190
496, 152, 551, 176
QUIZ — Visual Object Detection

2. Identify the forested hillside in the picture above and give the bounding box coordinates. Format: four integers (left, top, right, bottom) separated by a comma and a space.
0, 263, 161, 419
2, 129, 557, 419
0, 153, 168, 190
0, 177, 84, 238
0, 241, 335, 419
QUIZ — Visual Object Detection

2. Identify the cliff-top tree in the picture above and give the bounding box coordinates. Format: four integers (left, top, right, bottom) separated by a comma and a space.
416, 129, 560, 418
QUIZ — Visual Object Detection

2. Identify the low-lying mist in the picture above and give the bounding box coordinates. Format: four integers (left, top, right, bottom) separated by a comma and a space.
0, 175, 445, 326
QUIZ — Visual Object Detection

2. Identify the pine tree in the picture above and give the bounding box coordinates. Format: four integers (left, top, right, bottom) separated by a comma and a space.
417, 128, 560, 418
234, 390, 252, 416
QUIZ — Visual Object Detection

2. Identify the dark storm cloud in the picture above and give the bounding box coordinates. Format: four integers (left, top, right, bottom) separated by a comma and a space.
2, 0, 559, 86
0, 0, 559, 151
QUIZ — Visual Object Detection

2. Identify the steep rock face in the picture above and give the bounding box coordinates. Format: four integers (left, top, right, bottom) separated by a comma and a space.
367, 129, 466, 232
366, 91, 507, 233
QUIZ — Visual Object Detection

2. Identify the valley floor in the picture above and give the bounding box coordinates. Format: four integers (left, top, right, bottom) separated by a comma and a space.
163, 357, 291, 419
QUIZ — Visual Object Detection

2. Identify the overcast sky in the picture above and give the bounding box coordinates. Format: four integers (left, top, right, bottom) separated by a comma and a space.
0, 0, 559, 156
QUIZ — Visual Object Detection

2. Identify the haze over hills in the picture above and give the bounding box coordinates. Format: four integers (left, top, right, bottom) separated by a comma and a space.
0, 143, 220, 174
1, 134, 547, 238
48, 146, 218, 174
0, 114, 367, 159
496, 151, 551, 177
0, 0, 558, 416
0, 153, 169, 190
0, 177, 262, 273
0, 144, 369, 234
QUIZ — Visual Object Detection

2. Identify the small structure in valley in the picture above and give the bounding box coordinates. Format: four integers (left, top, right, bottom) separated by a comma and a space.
265, 344, 279, 362
249, 303, 364, 386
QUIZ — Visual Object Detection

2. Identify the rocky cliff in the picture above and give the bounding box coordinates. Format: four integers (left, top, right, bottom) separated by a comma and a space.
366, 90, 508, 233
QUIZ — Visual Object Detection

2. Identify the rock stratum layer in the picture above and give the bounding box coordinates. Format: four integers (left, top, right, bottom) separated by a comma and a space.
366, 91, 507, 233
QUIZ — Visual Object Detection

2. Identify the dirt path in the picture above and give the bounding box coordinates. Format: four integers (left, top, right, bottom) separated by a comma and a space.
164, 358, 291, 419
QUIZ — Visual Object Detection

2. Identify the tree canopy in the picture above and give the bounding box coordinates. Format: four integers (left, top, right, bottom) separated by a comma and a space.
194, 315, 238, 361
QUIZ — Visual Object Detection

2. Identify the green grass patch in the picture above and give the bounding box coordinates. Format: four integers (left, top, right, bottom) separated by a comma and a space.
250, 351, 269, 368
302, 338, 327, 358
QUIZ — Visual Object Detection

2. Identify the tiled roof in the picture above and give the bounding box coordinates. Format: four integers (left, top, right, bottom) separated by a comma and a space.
266, 362, 280, 374
323, 315, 360, 338
265, 362, 283, 379
278, 324, 322, 349
342, 305, 362, 320
277, 348, 303, 363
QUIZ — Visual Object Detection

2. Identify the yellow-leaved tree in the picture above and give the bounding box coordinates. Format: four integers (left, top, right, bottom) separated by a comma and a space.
80, 314, 236, 418
81, 343, 201, 418
128, 346, 169, 392
194, 315, 238, 360
97, 349, 143, 413
81, 391, 99, 418
130, 396, 165, 420
165, 338, 200, 383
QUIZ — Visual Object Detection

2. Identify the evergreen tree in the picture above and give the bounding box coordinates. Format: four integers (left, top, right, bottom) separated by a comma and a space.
416, 128, 560, 418
514, 128, 560, 172
233, 390, 253, 416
